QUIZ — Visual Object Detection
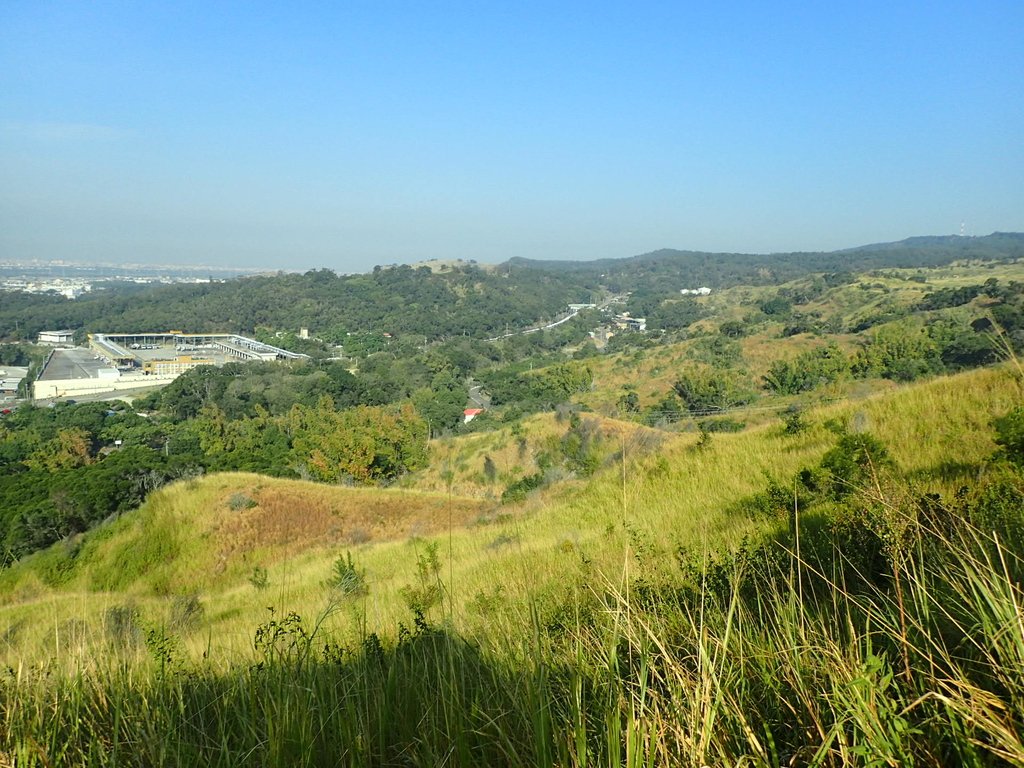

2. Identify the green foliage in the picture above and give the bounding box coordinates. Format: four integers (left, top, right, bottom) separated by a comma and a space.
782, 406, 807, 435
646, 297, 704, 331
763, 343, 850, 394
718, 320, 746, 338
758, 294, 792, 316
248, 566, 269, 591
817, 428, 892, 499
853, 323, 941, 382
697, 417, 745, 433
480, 362, 593, 412
672, 366, 754, 414
324, 552, 368, 598
227, 492, 257, 511
0, 343, 31, 366
502, 473, 546, 504
995, 407, 1024, 466
411, 370, 468, 435
253, 608, 312, 666
398, 541, 444, 615
291, 400, 427, 484
616, 389, 640, 415
915, 282, 986, 310
685, 334, 744, 367
560, 417, 602, 477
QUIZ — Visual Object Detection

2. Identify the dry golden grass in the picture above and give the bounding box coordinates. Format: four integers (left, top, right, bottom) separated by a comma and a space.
211, 480, 487, 564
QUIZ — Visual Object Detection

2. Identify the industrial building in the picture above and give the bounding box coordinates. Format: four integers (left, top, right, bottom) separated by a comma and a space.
37, 329, 75, 345
0, 366, 28, 401
32, 331, 306, 401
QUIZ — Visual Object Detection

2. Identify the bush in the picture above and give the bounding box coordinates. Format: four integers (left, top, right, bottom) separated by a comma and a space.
325, 552, 368, 598
782, 406, 807, 435
818, 429, 892, 499
763, 344, 849, 394
399, 542, 444, 614
673, 367, 754, 414
698, 417, 745, 433
170, 594, 204, 632
228, 492, 257, 511
104, 604, 142, 649
501, 473, 545, 504
249, 566, 270, 591
995, 407, 1024, 466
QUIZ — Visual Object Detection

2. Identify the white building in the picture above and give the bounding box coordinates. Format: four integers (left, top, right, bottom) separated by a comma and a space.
38, 329, 75, 345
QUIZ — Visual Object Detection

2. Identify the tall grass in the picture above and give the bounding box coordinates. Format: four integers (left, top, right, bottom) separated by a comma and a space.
3, 366, 1023, 765
5, 471, 1024, 767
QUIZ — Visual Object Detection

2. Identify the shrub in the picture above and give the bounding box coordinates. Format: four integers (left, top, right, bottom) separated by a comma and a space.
782, 406, 807, 435
399, 542, 444, 615
673, 367, 754, 414
325, 552, 368, 598
501, 473, 545, 504
764, 344, 850, 394
818, 429, 892, 499
228, 492, 257, 511
104, 604, 142, 649
169, 594, 204, 632
698, 417, 745, 433
249, 566, 269, 591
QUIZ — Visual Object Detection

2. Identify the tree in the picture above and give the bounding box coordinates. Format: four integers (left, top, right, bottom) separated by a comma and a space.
24, 428, 94, 471
291, 400, 428, 483
763, 344, 849, 394
412, 371, 468, 435
672, 367, 754, 414
853, 323, 941, 382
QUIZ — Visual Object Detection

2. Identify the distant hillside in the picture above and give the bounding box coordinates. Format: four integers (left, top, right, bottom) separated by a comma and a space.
506, 232, 1024, 290
840, 231, 1024, 253
2, 232, 1021, 344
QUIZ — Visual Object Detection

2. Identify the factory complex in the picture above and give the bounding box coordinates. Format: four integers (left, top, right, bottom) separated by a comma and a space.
33, 331, 306, 401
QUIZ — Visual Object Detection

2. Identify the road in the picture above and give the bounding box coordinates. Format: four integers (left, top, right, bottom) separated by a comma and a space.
484, 296, 624, 342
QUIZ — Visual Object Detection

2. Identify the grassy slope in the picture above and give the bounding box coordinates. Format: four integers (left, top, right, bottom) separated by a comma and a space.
578, 258, 1024, 415
1, 364, 1018, 670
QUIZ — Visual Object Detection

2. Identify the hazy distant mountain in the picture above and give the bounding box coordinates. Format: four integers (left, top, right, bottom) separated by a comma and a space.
505, 232, 1024, 289
839, 232, 1024, 253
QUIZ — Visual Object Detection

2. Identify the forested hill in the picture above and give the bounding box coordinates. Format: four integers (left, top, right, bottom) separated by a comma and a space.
0, 263, 596, 343
1, 232, 1021, 343
506, 232, 1024, 290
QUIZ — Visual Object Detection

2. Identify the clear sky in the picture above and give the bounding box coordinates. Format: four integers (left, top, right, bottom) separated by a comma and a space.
2, 1, 1022, 271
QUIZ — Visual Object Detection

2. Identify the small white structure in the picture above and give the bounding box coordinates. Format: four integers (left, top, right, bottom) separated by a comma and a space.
38, 329, 75, 345
680, 287, 712, 296
0, 366, 28, 396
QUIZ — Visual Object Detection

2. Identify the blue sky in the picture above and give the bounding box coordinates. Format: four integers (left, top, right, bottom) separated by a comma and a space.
2, 1, 1021, 270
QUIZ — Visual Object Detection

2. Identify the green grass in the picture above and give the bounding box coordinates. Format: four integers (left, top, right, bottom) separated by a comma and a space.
4, 491, 1024, 766
2, 365, 1023, 765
